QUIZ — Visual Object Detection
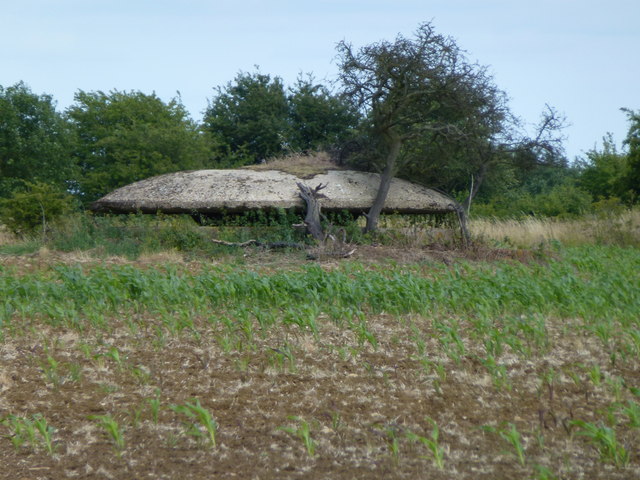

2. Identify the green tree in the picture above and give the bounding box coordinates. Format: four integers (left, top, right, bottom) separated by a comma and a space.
203, 70, 290, 166
622, 108, 640, 201
577, 133, 630, 202
287, 74, 360, 152
336, 22, 512, 232
0, 82, 73, 197
67, 90, 209, 203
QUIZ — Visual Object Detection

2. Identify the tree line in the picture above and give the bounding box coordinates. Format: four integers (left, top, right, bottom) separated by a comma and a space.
1, 22, 638, 234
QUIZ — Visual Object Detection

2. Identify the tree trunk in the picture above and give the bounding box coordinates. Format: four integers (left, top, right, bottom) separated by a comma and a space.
461, 162, 487, 215
450, 201, 471, 248
365, 136, 402, 233
296, 182, 327, 241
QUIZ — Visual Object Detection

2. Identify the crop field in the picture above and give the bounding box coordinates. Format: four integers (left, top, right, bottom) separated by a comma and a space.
1, 244, 639, 479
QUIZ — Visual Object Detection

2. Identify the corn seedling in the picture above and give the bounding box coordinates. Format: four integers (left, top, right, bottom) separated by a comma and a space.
129, 406, 144, 428
482, 422, 526, 466
268, 344, 296, 373
588, 364, 602, 387
618, 400, 640, 428
89, 414, 125, 452
571, 420, 629, 467
68, 362, 83, 383
148, 393, 162, 424
533, 464, 559, 480
420, 358, 446, 394
130, 364, 151, 384
33, 415, 56, 455
40, 355, 62, 387
1, 414, 56, 455
331, 411, 343, 432
170, 399, 218, 448
406, 417, 446, 470
355, 320, 378, 349
377, 425, 401, 464
482, 355, 511, 391
105, 346, 124, 369
605, 375, 625, 402
278, 416, 316, 457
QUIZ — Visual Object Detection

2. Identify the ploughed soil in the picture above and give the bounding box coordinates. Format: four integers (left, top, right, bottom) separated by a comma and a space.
1, 246, 638, 479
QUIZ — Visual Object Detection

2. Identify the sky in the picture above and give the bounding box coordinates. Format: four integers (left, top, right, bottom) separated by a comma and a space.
2, 0, 638, 161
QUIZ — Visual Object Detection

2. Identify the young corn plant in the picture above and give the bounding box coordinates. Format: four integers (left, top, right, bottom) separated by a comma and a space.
267, 344, 296, 373
170, 399, 218, 448
406, 417, 446, 470
33, 415, 56, 455
379, 425, 401, 464
482, 422, 526, 466
89, 414, 125, 452
618, 399, 640, 428
40, 355, 63, 387
482, 355, 512, 391
147, 393, 162, 424
571, 420, 629, 467
1, 414, 56, 455
533, 464, 559, 480
278, 416, 316, 457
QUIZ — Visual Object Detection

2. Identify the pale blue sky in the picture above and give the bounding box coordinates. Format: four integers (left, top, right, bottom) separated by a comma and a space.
2, 0, 638, 160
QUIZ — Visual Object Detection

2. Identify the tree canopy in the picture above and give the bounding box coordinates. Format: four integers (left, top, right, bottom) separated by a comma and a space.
67, 90, 209, 203
287, 74, 360, 153
203, 70, 359, 167
622, 108, 640, 200
204, 71, 290, 166
0, 82, 73, 197
336, 23, 571, 229
336, 22, 514, 231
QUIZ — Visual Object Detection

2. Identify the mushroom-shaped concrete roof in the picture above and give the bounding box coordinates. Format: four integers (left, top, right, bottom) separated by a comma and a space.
90, 169, 456, 215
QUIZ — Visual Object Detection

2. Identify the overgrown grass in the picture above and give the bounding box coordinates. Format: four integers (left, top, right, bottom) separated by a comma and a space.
2, 207, 638, 261
470, 208, 640, 248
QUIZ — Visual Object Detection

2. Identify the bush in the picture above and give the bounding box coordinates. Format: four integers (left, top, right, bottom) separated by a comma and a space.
473, 184, 593, 219
0, 182, 76, 235
48, 213, 215, 259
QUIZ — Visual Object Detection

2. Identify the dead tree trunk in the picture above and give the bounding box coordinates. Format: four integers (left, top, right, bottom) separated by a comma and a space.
296, 182, 327, 241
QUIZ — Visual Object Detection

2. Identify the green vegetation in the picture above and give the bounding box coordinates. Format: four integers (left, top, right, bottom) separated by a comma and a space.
170, 399, 218, 449
482, 423, 526, 466
0, 21, 639, 478
1, 245, 638, 333
0, 240, 638, 477
67, 89, 211, 203
1, 22, 638, 230
0, 181, 76, 235
405, 418, 446, 469
89, 414, 125, 452
1, 414, 56, 455
278, 416, 316, 457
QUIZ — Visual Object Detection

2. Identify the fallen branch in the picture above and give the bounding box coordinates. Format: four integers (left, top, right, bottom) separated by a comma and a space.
212, 239, 306, 249
306, 248, 357, 260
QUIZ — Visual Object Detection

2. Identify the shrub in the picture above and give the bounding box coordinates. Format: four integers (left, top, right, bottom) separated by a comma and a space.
0, 182, 76, 236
